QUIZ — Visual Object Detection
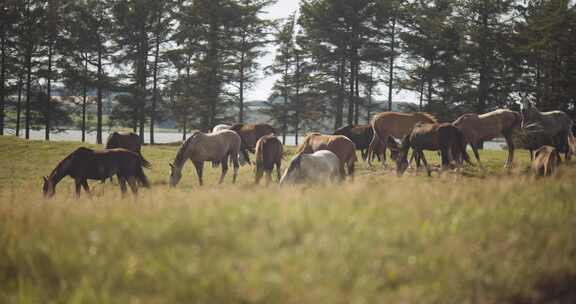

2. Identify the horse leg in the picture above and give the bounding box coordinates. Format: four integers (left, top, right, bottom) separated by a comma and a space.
219, 156, 229, 184
347, 161, 355, 181
193, 161, 204, 186
503, 132, 514, 168
381, 136, 388, 168
254, 164, 263, 185
471, 143, 483, 168
276, 161, 282, 183
265, 168, 272, 186
339, 162, 346, 181
74, 178, 82, 198
118, 176, 128, 198
82, 180, 91, 197
367, 135, 378, 167
232, 153, 239, 184
419, 150, 432, 177
361, 149, 367, 161
127, 177, 138, 196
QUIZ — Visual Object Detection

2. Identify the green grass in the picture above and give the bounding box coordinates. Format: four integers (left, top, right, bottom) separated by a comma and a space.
1, 136, 575, 303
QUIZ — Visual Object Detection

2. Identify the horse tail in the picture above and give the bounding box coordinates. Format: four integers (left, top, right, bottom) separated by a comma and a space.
367, 124, 382, 166
567, 121, 576, 156
135, 165, 151, 188
454, 129, 471, 165
138, 153, 151, 169
255, 139, 264, 166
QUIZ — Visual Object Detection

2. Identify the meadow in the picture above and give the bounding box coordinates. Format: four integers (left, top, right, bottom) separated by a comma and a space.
1, 135, 575, 303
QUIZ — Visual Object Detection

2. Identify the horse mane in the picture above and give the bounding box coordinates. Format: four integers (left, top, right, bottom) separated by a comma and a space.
296, 133, 321, 154
174, 132, 201, 165
414, 112, 437, 123
229, 123, 244, 131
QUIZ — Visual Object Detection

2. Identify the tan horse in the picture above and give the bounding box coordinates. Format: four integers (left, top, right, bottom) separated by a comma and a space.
43, 147, 150, 198
453, 109, 522, 168
169, 130, 241, 187
229, 123, 276, 164
368, 112, 437, 167
254, 135, 283, 185
297, 133, 357, 180
532, 145, 560, 177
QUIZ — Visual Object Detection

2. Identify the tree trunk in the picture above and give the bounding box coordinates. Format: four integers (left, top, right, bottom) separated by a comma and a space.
45, 35, 53, 141
477, 1, 489, 113
24, 0, 32, 139
16, 73, 23, 136
354, 46, 360, 125
238, 31, 247, 123
294, 50, 300, 146
335, 53, 345, 129
0, 27, 5, 136
282, 60, 289, 144
388, 17, 396, 112
150, 17, 161, 145
366, 63, 374, 124
347, 47, 355, 126
96, 51, 103, 144
82, 55, 88, 142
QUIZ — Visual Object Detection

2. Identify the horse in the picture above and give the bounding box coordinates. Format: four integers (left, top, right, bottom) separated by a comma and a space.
229, 123, 277, 165
212, 124, 231, 133
297, 133, 357, 180
518, 98, 575, 161
254, 134, 283, 185
396, 123, 469, 177
104, 132, 147, 182
279, 150, 340, 185
453, 109, 522, 168
43, 147, 150, 198
334, 124, 399, 161
169, 130, 241, 187
368, 112, 437, 167
532, 145, 560, 177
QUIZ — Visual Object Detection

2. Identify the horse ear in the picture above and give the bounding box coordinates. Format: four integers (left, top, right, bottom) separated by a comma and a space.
169, 163, 174, 169
42, 176, 48, 183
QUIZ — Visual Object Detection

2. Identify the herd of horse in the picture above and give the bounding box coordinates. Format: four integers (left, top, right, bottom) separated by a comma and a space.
42, 97, 576, 198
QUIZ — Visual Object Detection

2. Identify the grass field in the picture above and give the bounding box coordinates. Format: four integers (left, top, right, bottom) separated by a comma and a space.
1, 136, 576, 303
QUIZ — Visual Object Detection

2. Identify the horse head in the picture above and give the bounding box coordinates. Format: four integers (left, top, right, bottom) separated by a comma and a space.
42, 176, 55, 198
395, 135, 412, 176
168, 163, 182, 187
517, 95, 538, 127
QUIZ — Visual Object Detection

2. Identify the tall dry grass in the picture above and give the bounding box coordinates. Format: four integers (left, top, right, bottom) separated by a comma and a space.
1, 136, 575, 303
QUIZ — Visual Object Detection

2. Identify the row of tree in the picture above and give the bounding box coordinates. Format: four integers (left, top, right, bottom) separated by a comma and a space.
1, 0, 575, 145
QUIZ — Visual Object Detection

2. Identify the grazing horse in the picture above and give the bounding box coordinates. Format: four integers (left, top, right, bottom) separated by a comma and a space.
334, 124, 398, 161
518, 98, 575, 160
279, 150, 340, 185
229, 123, 277, 165
297, 133, 357, 180
453, 109, 522, 168
368, 112, 437, 167
105, 132, 147, 182
43, 147, 150, 198
532, 145, 560, 177
169, 130, 241, 187
396, 123, 469, 177
254, 135, 283, 185
212, 124, 231, 133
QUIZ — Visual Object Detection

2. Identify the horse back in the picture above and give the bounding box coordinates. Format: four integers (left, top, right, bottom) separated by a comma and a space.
373, 112, 435, 138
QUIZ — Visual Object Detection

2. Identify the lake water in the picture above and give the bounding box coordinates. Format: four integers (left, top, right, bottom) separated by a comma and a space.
2, 128, 506, 149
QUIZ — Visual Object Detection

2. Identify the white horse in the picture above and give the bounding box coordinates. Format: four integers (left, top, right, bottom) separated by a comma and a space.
279, 150, 340, 185
211, 124, 247, 166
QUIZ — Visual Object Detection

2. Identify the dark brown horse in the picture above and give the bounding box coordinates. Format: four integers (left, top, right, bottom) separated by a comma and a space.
104, 132, 148, 182
254, 134, 283, 185
396, 123, 469, 176
297, 133, 357, 180
229, 123, 276, 164
334, 124, 399, 161
453, 109, 522, 168
43, 147, 150, 198
368, 112, 437, 167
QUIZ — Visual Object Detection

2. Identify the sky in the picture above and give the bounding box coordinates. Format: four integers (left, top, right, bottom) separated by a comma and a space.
245, 0, 300, 101
247, 0, 418, 104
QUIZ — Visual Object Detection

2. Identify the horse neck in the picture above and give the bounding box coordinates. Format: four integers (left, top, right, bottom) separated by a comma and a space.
49, 159, 70, 186
174, 134, 199, 169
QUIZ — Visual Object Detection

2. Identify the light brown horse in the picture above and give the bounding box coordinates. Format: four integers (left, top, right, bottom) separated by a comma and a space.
532, 145, 560, 177
43, 147, 150, 198
453, 109, 522, 168
368, 112, 437, 167
297, 133, 357, 180
169, 130, 241, 187
229, 123, 276, 164
254, 134, 283, 185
